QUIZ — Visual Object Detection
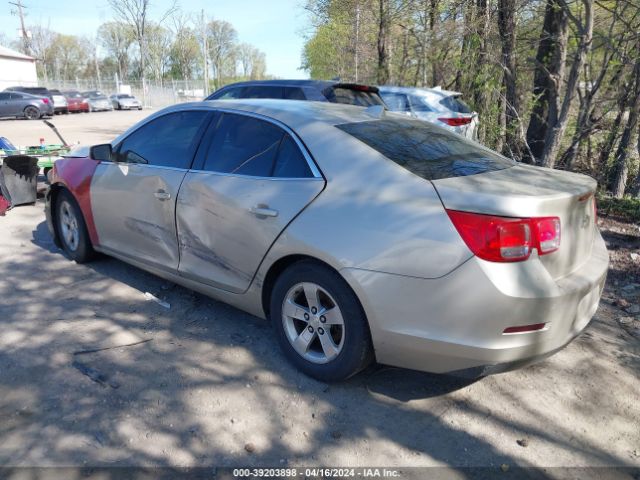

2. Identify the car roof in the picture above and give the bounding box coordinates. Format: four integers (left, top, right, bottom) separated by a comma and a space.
378, 85, 461, 98
115, 99, 384, 145
216, 79, 339, 90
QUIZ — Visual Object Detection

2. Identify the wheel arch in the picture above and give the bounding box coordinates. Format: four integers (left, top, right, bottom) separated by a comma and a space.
260, 254, 372, 342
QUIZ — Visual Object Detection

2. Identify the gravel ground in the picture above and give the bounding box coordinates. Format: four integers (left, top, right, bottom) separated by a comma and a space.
0, 202, 638, 470
0, 113, 638, 471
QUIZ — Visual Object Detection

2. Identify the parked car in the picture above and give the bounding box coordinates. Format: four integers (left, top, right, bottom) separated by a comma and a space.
45, 100, 607, 382
206, 80, 386, 107
110, 93, 142, 110
48, 89, 69, 114
378, 86, 479, 140
63, 90, 90, 113
5, 86, 53, 101
0, 91, 54, 119
81, 91, 113, 112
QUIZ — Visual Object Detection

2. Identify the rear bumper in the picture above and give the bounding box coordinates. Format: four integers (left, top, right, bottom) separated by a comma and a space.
342, 230, 609, 375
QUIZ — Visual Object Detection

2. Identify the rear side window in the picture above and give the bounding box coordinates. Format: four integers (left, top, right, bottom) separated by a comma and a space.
0, 93, 10, 100
202, 113, 313, 178
409, 95, 436, 112
439, 96, 472, 113
380, 93, 410, 112
283, 87, 306, 100
273, 135, 312, 178
117, 111, 210, 168
242, 86, 283, 99
336, 118, 513, 180
324, 87, 384, 107
203, 113, 282, 176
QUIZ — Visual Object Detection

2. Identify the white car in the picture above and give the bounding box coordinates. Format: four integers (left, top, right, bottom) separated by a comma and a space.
379, 86, 479, 140
110, 94, 142, 110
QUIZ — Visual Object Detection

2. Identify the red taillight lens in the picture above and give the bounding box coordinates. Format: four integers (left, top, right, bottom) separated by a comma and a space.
42, 98, 49, 104
447, 210, 561, 263
438, 117, 472, 127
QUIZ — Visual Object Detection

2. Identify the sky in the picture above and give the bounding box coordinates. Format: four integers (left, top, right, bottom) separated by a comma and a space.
0, 0, 311, 79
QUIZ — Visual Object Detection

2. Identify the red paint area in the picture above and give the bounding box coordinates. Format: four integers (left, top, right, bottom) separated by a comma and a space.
51, 157, 100, 245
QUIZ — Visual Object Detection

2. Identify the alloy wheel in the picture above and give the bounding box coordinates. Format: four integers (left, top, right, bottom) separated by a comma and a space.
59, 200, 80, 252
281, 282, 345, 364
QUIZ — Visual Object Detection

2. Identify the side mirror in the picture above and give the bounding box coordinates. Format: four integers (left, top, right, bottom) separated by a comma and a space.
90, 143, 112, 161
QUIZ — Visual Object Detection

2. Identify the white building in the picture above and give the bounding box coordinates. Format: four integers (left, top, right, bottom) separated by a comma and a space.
0, 45, 37, 91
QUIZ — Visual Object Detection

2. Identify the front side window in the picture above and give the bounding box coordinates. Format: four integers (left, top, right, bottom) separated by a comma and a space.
203, 113, 313, 178
336, 118, 513, 180
117, 110, 209, 168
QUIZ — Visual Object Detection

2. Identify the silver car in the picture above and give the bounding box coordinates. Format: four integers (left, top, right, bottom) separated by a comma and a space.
45, 100, 608, 381
379, 86, 479, 140
110, 93, 142, 110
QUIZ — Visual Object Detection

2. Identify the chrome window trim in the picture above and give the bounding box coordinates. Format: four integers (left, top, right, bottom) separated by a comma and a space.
98, 161, 188, 172
187, 169, 325, 181
109, 104, 324, 179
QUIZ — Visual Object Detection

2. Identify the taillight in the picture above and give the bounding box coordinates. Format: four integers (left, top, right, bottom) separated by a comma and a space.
438, 117, 472, 127
42, 98, 49, 104
446, 210, 561, 263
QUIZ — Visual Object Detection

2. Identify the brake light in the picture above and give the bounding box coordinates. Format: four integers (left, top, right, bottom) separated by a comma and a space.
438, 117, 472, 127
446, 210, 561, 262
42, 98, 49, 104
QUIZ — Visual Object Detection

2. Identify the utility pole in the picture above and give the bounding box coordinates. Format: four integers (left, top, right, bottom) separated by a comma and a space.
9, 0, 30, 55
201, 9, 209, 96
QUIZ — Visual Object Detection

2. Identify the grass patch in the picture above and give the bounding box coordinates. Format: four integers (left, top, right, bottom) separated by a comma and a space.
597, 194, 640, 223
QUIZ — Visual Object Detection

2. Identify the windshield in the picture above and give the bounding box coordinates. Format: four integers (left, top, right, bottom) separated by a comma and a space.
336, 117, 513, 180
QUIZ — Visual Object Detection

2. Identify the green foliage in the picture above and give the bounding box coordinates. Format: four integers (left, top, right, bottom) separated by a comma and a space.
597, 194, 640, 222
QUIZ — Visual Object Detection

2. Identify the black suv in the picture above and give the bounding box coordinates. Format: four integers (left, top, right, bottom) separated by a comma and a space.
206, 80, 386, 107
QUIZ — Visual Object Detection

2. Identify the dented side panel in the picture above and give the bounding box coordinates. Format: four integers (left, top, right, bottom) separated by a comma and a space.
90, 162, 186, 271
176, 172, 324, 293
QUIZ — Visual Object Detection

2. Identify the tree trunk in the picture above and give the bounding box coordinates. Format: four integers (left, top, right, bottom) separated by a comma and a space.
498, 0, 521, 159
472, 0, 489, 142
524, 0, 569, 164
539, 0, 593, 169
611, 53, 640, 198
376, 0, 390, 85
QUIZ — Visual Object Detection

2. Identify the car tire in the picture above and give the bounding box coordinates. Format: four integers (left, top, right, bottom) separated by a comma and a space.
55, 190, 95, 263
270, 260, 373, 382
24, 106, 40, 120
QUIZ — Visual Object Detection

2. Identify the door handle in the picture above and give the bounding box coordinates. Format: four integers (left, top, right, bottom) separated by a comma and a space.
154, 190, 171, 200
250, 205, 278, 218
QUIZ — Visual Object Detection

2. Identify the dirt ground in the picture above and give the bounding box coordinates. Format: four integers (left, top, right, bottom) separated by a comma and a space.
0, 112, 639, 472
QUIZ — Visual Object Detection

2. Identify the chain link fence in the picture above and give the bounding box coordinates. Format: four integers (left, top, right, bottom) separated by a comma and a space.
5, 78, 209, 109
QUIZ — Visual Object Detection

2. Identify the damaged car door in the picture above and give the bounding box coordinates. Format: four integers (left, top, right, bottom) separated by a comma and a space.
176, 111, 325, 293
90, 110, 211, 270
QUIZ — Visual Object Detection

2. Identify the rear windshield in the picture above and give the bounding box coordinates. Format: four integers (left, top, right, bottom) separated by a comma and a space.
336, 117, 513, 180
324, 87, 384, 107
439, 95, 472, 113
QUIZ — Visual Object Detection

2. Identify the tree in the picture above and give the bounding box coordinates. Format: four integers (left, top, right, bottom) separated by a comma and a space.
145, 23, 172, 84
497, 0, 522, 160
108, 0, 176, 101
207, 19, 237, 88
524, 0, 569, 164
538, 0, 594, 168
98, 21, 135, 81
168, 12, 200, 79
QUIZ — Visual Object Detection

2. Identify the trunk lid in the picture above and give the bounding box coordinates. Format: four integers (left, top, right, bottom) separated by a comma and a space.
432, 164, 597, 279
